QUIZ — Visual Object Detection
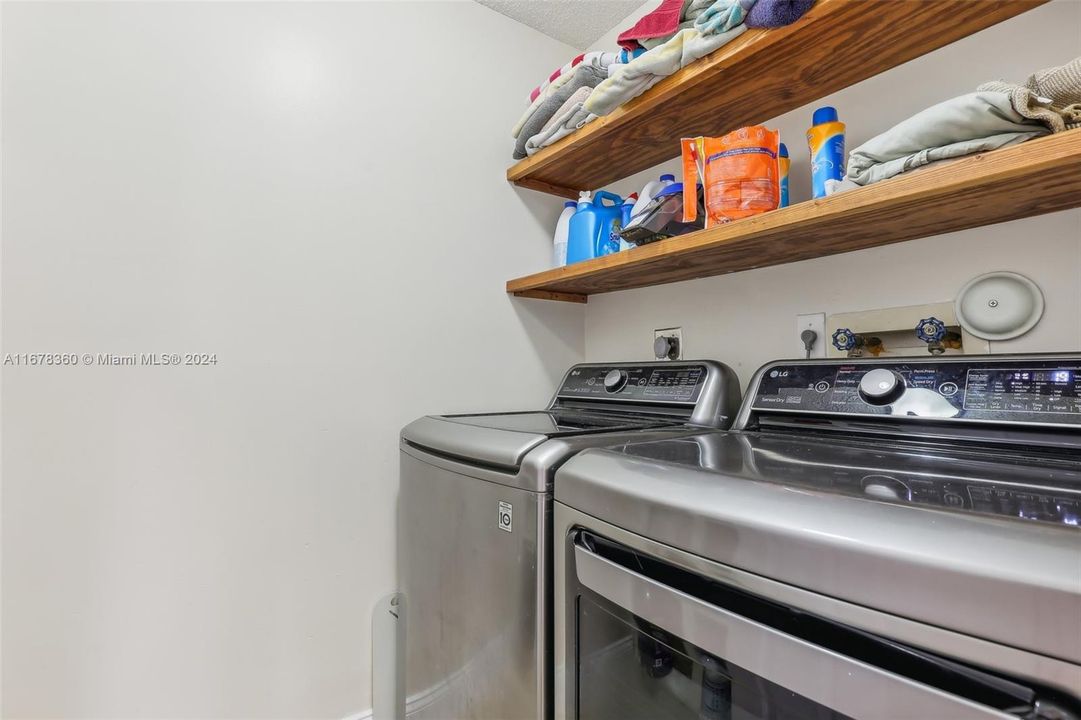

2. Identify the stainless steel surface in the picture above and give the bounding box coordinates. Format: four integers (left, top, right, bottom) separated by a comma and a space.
402, 415, 548, 471
572, 543, 1013, 719
399, 359, 742, 720
399, 451, 544, 719
552, 503, 1081, 716
553, 354, 1081, 720
554, 440, 1081, 665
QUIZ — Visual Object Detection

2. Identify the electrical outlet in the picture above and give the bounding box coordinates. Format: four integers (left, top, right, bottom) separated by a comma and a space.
654, 327, 683, 360
795, 313, 826, 358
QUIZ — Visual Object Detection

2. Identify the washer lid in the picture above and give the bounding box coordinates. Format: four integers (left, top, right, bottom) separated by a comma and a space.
402, 411, 675, 470
955, 271, 1044, 340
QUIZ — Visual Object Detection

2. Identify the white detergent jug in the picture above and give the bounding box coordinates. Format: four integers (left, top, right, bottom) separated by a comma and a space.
630, 173, 675, 219
552, 201, 576, 267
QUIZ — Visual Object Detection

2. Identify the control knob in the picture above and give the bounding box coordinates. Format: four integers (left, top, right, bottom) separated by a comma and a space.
603, 369, 628, 393
859, 368, 905, 405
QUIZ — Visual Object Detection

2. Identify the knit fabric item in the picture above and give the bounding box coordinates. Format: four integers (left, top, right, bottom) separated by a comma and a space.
978, 56, 1081, 132
745, 0, 814, 28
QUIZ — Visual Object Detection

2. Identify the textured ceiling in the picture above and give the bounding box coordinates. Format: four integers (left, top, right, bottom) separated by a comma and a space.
475, 0, 646, 50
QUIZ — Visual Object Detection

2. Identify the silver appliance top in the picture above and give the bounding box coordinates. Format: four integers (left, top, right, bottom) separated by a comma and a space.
554, 354, 1081, 664
400, 360, 741, 479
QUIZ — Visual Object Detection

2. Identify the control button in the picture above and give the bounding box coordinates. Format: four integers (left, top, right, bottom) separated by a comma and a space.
638, 378, 647, 386
814, 381, 831, 393
603, 369, 628, 393
938, 382, 959, 397
586, 377, 596, 386
859, 369, 905, 405
944, 492, 964, 508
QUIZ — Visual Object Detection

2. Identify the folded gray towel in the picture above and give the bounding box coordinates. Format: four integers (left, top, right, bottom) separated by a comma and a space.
513, 64, 607, 159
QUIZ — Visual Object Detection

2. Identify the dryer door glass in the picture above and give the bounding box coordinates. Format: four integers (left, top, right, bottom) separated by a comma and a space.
577, 592, 850, 720
570, 531, 1074, 720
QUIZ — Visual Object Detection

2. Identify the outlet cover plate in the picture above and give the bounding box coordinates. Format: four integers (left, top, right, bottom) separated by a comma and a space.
654, 327, 683, 360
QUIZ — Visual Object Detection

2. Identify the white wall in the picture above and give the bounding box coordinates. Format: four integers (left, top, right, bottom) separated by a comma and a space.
579, 0, 1081, 383
0, 3, 582, 718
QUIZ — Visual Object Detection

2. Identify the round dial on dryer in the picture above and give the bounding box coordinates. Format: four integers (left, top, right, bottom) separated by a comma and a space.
603, 369, 628, 393
859, 369, 905, 405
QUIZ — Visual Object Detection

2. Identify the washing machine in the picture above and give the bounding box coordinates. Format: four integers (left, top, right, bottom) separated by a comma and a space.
554, 354, 1081, 720
398, 360, 741, 720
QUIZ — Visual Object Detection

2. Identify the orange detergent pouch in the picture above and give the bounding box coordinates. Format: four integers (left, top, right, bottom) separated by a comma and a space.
682, 127, 780, 226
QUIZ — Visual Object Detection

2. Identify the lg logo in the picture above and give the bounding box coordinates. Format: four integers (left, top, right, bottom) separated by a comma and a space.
498, 501, 513, 533
769, 369, 790, 378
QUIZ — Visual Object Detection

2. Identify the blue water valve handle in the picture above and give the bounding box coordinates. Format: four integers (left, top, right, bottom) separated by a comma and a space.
915, 317, 947, 344
832, 328, 857, 351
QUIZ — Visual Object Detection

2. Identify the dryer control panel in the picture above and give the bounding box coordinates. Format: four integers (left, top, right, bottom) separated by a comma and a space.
749, 357, 1081, 427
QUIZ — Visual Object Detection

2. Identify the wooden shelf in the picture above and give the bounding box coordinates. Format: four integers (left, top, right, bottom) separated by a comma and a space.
507, 131, 1081, 303
507, 0, 1046, 198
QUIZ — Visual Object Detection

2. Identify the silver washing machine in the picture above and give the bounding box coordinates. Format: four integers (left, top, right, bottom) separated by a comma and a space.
554, 354, 1081, 720
398, 361, 741, 720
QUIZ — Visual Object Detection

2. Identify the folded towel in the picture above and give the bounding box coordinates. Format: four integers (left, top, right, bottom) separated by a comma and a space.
528, 54, 585, 104
512, 70, 576, 139
978, 56, 1081, 132
617, 0, 686, 51
539, 86, 593, 135
514, 65, 608, 159
512, 53, 617, 140
525, 89, 598, 156
846, 91, 1049, 186
695, 0, 755, 34
587, 0, 752, 116
745, 0, 814, 28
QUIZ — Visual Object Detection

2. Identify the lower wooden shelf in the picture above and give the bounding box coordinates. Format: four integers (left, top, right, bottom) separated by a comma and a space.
507, 130, 1081, 303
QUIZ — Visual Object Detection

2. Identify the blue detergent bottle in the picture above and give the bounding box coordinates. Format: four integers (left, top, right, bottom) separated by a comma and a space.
567, 190, 624, 264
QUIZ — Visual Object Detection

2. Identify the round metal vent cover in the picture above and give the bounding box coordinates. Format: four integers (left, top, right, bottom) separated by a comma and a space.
955, 271, 1044, 341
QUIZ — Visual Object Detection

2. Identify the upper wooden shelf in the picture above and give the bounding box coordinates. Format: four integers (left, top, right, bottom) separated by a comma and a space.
507, 130, 1081, 303
507, 0, 1046, 198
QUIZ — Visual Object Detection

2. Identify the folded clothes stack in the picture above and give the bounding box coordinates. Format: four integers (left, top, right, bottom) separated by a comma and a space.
510, 0, 815, 159
842, 56, 1081, 189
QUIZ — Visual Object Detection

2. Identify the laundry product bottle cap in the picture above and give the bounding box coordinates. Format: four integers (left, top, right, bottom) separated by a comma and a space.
659, 174, 675, 182
812, 106, 839, 125
778, 143, 789, 158
564, 201, 577, 208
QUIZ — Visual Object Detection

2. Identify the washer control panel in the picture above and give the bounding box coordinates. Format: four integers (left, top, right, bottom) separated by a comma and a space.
558, 364, 706, 404
751, 358, 1081, 425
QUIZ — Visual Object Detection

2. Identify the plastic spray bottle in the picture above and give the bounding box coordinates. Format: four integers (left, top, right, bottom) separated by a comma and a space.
806, 107, 845, 199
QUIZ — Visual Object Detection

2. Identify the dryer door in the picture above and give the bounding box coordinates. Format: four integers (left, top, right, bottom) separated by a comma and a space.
564, 530, 1079, 720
